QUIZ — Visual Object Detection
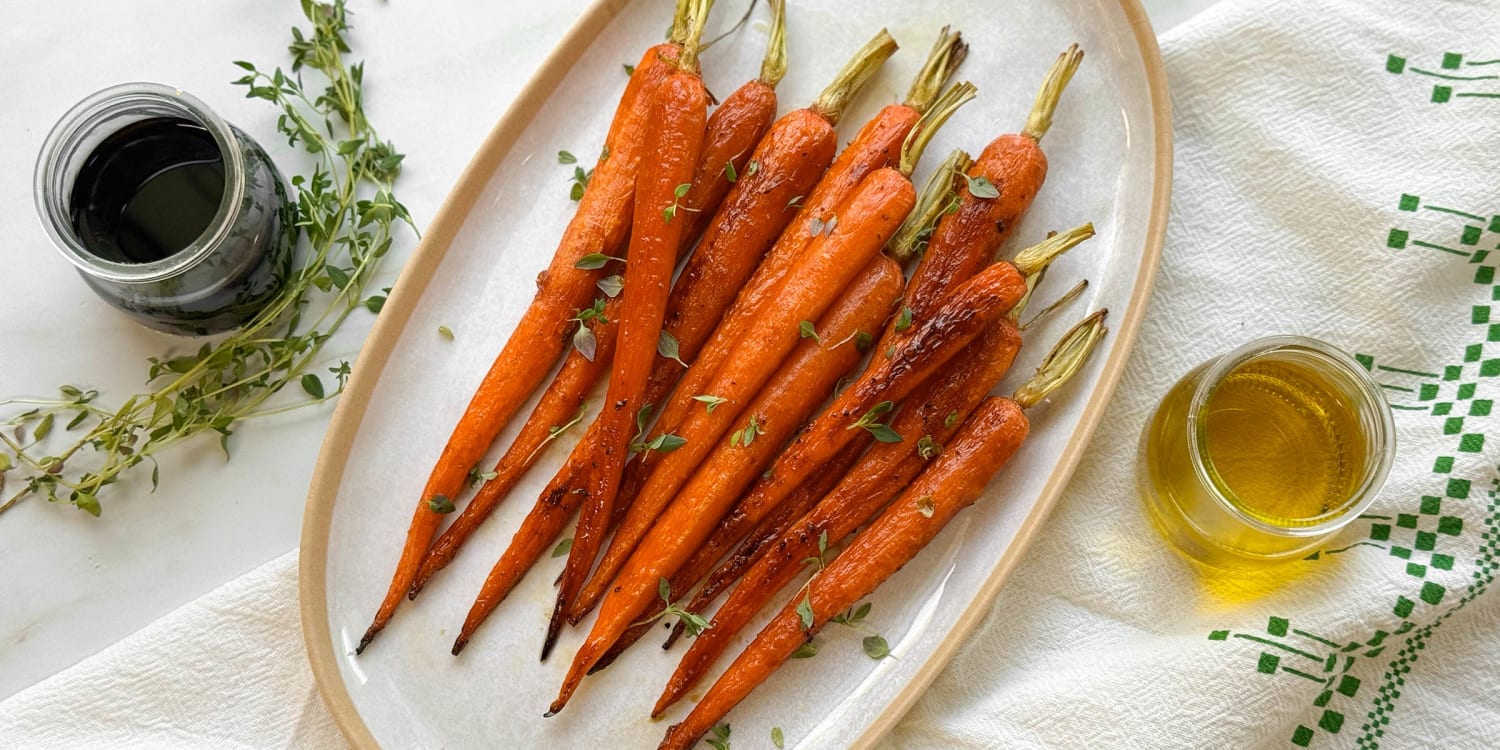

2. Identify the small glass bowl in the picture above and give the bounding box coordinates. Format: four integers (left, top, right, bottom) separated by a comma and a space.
34, 82, 297, 336
1139, 336, 1397, 568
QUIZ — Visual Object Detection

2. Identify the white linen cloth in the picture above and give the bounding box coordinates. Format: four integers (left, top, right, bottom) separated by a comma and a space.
4, 0, 1499, 747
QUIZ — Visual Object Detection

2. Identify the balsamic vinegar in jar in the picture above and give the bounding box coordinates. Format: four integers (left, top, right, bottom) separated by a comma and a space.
68, 117, 227, 265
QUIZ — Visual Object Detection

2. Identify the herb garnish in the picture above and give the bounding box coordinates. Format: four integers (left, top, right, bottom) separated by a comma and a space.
771, 727, 785, 748
655, 577, 712, 637
691, 394, 728, 413
568, 166, 594, 201
557, 150, 577, 164
551, 537, 573, 558
961, 172, 1000, 199
657, 330, 687, 367
798, 320, 820, 343
0, 0, 412, 518
729, 414, 765, 447
916, 435, 941, 460
573, 252, 623, 270
706, 723, 732, 750
894, 306, 914, 333
569, 298, 609, 361
427, 494, 455, 514
662, 182, 691, 223
849, 401, 901, 443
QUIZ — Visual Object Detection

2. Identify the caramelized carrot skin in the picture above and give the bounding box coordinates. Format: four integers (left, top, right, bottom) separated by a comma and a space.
657, 435, 866, 653
359, 43, 678, 651
697, 260, 1029, 585
659, 397, 1030, 750
548, 71, 710, 658
647, 108, 838, 404
647, 104, 922, 448
656, 321, 1022, 712
418, 84, 791, 597
902, 134, 1047, 321
569, 256, 902, 666
676, 80, 779, 249
571, 170, 916, 624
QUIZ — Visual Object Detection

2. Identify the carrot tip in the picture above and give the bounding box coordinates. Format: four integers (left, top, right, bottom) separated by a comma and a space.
451, 637, 468, 656
355, 626, 377, 655
543, 708, 560, 718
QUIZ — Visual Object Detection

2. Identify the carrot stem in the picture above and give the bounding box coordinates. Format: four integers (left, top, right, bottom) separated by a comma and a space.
1022, 43, 1084, 141
810, 29, 898, 126
1013, 309, 1108, 408
903, 26, 969, 114
758, 0, 788, 86
898, 81, 976, 177
1011, 222, 1093, 277
1020, 278, 1089, 330
889, 147, 972, 264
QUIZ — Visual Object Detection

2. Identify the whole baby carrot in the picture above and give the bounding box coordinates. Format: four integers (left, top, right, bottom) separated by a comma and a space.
406, 0, 790, 602
634, 27, 967, 464
541, 2, 713, 663
356, 2, 695, 654
547, 166, 917, 715
893, 44, 1084, 331
658, 312, 1108, 748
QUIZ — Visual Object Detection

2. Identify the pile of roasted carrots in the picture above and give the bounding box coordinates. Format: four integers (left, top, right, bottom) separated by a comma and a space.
358, 1, 1107, 745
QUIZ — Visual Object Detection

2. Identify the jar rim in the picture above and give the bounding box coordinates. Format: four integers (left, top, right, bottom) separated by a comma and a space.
1185, 335, 1397, 538
33, 82, 247, 284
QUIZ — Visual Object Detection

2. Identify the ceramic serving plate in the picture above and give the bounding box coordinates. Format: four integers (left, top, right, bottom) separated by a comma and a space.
301, 0, 1170, 746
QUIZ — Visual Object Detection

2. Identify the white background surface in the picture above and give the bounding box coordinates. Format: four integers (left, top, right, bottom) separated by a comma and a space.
0, 0, 1212, 703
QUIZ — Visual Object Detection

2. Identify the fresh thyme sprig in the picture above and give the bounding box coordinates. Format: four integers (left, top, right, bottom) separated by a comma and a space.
0, 0, 412, 519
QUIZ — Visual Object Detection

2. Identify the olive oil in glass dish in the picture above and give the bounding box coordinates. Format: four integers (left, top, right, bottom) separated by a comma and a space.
1141, 336, 1396, 567
35, 83, 297, 336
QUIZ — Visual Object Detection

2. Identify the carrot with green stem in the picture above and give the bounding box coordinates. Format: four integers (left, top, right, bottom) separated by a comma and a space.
538, 0, 714, 665
674, 0, 787, 247
583, 255, 900, 675
567, 82, 978, 629
655, 315, 1027, 711
546, 168, 918, 714
406, 0, 790, 603
658, 311, 1109, 749
668, 224, 1092, 629
630, 26, 967, 467
447, 26, 893, 652
891, 43, 1084, 336
655, 223, 1089, 660
355, 1, 699, 654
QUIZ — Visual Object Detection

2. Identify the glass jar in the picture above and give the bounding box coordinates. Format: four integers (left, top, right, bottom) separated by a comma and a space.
35, 82, 297, 336
1140, 336, 1396, 568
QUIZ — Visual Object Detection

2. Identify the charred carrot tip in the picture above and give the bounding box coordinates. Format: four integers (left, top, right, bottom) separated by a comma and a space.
355, 628, 375, 655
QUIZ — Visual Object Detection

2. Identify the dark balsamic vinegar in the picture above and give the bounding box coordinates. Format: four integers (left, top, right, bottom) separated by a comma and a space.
69, 117, 226, 264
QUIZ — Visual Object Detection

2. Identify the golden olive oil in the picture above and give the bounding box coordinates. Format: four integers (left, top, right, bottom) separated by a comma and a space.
1140, 344, 1381, 568
1201, 360, 1365, 526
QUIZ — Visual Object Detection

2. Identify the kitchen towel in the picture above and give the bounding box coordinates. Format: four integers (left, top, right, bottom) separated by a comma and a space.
887, 0, 1500, 748
3, 0, 1499, 747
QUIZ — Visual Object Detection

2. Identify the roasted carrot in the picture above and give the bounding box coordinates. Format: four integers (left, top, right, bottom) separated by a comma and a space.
655, 319, 1022, 713
683, 225, 1092, 590
658, 312, 1108, 748
636, 27, 966, 462
674, 0, 787, 247
407, 0, 789, 602
567, 255, 901, 674
656, 436, 866, 652
610, 23, 894, 529
573, 78, 979, 630
895, 44, 1083, 330
547, 167, 916, 714
540, 5, 714, 666
355, 5, 695, 654
448, 24, 886, 653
